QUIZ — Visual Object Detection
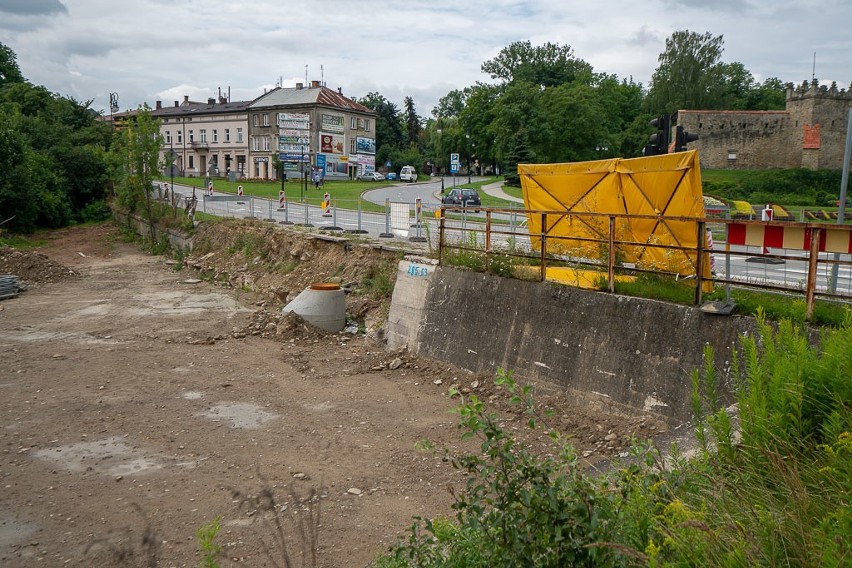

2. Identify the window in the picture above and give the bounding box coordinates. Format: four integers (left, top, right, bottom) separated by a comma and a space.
364, 119, 370, 132
253, 115, 259, 126
225, 129, 230, 142
350, 117, 357, 129
177, 131, 182, 144
213, 129, 218, 143
350, 139, 356, 154
165, 131, 171, 144
189, 156, 194, 169
252, 137, 260, 151
189, 130, 194, 142
263, 114, 270, 126
262, 136, 270, 151
237, 128, 243, 143
200, 129, 207, 143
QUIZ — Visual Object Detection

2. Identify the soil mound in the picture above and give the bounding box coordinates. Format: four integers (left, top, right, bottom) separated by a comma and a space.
0, 245, 79, 286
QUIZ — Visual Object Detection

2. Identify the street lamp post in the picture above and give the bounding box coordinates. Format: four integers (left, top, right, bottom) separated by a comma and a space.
437, 122, 444, 192
466, 131, 471, 185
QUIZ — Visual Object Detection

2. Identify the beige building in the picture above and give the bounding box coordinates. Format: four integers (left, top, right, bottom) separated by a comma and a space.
153, 96, 250, 179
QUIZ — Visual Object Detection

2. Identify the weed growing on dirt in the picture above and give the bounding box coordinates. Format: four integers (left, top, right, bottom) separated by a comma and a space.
84, 503, 161, 566
361, 260, 397, 299
228, 472, 322, 568
196, 516, 222, 568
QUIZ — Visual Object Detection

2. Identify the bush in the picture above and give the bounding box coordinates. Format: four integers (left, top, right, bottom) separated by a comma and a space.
76, 199, 112, 223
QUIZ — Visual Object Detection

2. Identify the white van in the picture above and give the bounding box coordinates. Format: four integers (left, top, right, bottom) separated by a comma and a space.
400, 165, 417, 183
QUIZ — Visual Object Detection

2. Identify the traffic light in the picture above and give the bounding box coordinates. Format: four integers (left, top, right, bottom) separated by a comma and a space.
674, 125, 699, 152
643, 115, 671, 156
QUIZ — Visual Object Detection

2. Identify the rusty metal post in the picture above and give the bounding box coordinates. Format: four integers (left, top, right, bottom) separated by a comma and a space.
695, 220, 705, 305
805, 227, 821, 321
438, 209, 445, 265
608, 215, 616, 293
485, 211, 492, 273
540, 212, 547, 282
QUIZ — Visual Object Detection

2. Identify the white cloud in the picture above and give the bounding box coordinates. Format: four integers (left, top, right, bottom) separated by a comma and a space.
0, 0, 848, 116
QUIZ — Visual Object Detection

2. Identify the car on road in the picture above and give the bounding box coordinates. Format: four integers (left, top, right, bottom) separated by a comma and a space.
358, 171, 385, 181
400, 165, 417, 182
441, 188, 481, 212
386, 172, 398, 181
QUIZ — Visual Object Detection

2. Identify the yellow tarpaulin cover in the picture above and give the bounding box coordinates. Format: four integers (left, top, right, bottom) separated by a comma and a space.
519, 150, 711, 285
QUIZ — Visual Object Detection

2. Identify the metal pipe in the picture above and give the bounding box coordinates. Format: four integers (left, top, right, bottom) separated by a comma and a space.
829, 108, 852, 293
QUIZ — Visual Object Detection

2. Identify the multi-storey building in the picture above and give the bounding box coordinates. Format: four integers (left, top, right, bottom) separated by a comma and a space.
152, 96, 250, 179
248, 81, 376, 180
151, 82, 376, 181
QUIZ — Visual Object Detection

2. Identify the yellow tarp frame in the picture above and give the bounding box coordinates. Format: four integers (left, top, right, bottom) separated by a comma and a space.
519, 150, 712, 285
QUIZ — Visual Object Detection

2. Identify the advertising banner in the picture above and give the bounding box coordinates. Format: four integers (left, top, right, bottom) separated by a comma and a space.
355, 136, 376, 155
320, 133, 345, 155
278, 112, 309, 129
279, 153, 310, 163
279, 143, 309, 153
321, 114, 344, 133
279, 131, 310, 145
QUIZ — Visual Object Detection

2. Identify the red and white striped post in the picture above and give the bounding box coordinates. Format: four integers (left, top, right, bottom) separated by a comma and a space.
322, 192, 332, 217
278, 189, 286, 210
237, 184, 244, 197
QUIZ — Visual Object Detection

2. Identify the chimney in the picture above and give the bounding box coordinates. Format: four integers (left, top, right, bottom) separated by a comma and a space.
207, 97, 215, 105
219, 96, 227, 104
311, 80, 320, 88
337, 87, 342, 94
296, 82, 303, 90
183, 95, 189, 106
174, 101, 179, 107
155, 101, 162, 110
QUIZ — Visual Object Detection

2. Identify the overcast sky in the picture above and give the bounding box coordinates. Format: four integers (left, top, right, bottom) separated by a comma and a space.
1, 0, 849, 117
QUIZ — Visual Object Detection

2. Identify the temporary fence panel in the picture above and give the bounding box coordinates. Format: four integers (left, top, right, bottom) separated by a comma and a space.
518, 150, 711, 283
390, 202, 410, 238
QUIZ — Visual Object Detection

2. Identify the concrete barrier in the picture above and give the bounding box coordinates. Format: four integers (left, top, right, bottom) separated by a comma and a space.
388, 259, 758, 422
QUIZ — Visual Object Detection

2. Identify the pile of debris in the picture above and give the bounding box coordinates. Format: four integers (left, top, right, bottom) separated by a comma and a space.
0, 245, 79, 288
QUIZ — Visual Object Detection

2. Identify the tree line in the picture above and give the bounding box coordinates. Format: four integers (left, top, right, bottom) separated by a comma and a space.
357, 30, 787, 186
1, 30, 794, 233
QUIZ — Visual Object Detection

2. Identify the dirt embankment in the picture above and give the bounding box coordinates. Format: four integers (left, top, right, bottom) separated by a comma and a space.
0, 221, 666, 567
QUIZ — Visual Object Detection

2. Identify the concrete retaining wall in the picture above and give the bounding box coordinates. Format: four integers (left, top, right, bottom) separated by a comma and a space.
113, 211, 194, 251
388, 259, 758, 422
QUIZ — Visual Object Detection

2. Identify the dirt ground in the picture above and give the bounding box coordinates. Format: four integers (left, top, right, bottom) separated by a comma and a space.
0, 222, 667, 567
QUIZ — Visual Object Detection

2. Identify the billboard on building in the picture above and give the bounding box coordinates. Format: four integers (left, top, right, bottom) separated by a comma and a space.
321, 114, 344, 133
320, 133, 345, 154
355, 136, 376, 154
278, 112, 309, 129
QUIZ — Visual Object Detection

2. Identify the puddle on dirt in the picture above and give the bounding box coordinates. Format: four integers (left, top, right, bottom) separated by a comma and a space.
201, 403, 279, 429
0, 516, 39, 548
0, 329, 119, 345
127, 291, 251, 316
181, 391, 204, 400
32, 436, 163, 477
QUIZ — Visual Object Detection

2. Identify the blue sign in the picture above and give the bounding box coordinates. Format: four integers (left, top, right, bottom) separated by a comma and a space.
385, 161, 392, 168
316, 153, 326, 171
450, 163, 459, 174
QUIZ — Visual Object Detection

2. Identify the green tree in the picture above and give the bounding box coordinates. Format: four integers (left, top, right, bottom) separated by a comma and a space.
0, 42, 24, 87
481, 40, 593, 88
110, 105, 161, 234
358, 92, 403, 168
0, 108, 37, 232
646, 30, 727, 113
403, 96, 421, 149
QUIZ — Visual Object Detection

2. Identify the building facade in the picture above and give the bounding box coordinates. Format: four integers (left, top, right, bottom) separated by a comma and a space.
248, 81, 376, 180
677, 79, 852, 170
151, 81, 376, 181
153, 96, 250, 179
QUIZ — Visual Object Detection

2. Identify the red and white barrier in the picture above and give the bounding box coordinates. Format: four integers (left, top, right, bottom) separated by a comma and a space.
207, 182, 214, 196
278, 190, 286, 210
322, 192, 332, 217
728, 222, 852, 254
237, 185, 243, 197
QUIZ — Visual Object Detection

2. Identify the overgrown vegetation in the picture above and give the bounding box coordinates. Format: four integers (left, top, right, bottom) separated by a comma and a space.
375, 314, 851, 566
703, 168, 844, 207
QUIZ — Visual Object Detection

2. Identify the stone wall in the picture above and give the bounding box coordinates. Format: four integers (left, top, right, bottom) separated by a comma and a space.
680, 79, 851, 170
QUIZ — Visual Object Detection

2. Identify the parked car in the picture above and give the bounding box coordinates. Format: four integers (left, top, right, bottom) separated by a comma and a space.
400, 165, 417, 182
386, 172, 398, 181
441, 188, 481, 212
358, 171, 385, 181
